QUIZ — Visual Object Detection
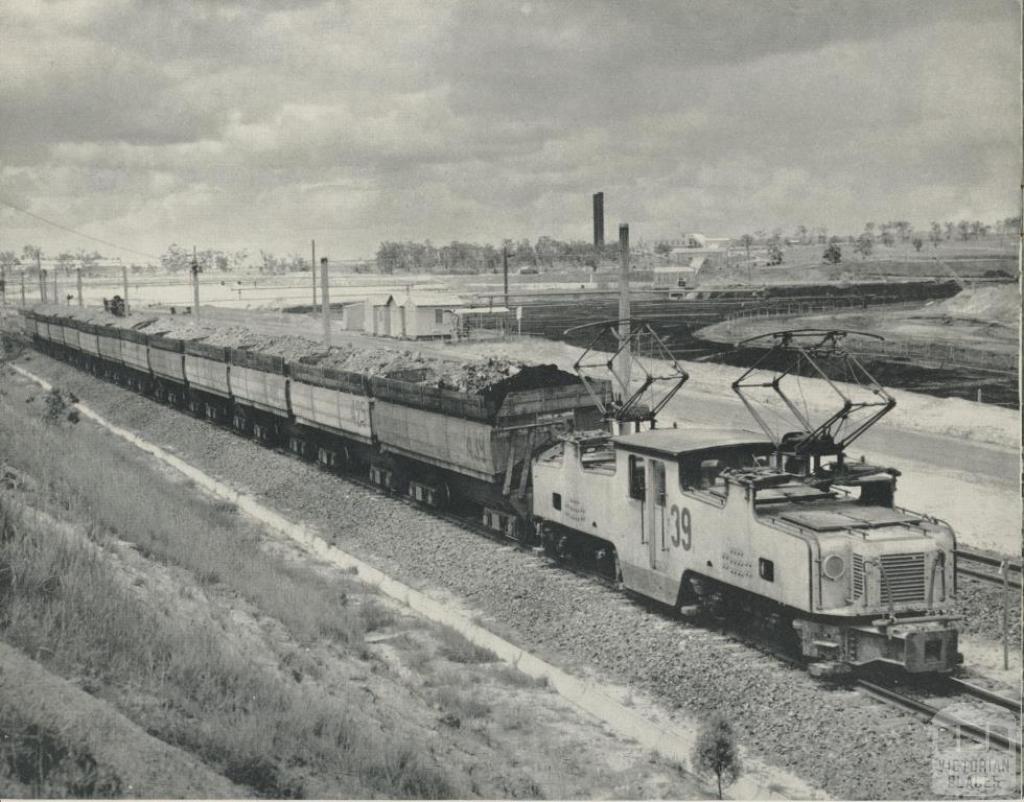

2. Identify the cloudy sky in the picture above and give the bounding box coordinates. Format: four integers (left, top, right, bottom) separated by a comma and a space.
0, 0, 1019, 260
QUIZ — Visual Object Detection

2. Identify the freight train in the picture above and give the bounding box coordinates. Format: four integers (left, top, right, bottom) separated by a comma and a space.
19, 308, 960, 675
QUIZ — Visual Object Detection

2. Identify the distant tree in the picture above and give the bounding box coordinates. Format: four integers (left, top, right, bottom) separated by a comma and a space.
654, 241, 672, 256
739, 233, 754, 262
864, 222, 876, 236
957, 220, 971, 241
21, 244, 41, 263
879, 225, 895, 247
912, 236, 923, 252
815, 226, 828, 245
767, 240, 783, 266
929, 222, 943, 248
693, 715, 742, 800
854, 232, 874, 259
823, 242, 842, 264
795, 225, 808, 244
0, 251, 16, 271
944, 221, 955, 240
56, 252, 76, 274
753, 229, 767, 241
161, 243, 192, 273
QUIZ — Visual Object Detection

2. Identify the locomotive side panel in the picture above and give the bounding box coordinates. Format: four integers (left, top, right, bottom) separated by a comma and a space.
290, 380, 373, 443
62, 323, 81, 351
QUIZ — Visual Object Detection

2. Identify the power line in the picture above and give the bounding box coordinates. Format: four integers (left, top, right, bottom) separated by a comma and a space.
0, 197, 163, 261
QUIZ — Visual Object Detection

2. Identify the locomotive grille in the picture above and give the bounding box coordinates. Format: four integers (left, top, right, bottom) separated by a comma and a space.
851, 554, 865, 599
879, 553, 926, 604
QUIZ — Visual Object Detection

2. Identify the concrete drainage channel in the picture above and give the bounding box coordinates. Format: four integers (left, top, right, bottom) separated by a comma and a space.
12, 363, 825, 800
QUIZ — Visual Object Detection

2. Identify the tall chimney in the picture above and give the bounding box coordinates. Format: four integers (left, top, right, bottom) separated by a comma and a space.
593, 192, 604, 248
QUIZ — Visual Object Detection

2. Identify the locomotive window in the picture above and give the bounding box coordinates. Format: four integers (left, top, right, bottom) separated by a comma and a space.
552, 492, 562, 511
652, 461, 666, 506
758, 558, 775, 582
628, 456, 646, 500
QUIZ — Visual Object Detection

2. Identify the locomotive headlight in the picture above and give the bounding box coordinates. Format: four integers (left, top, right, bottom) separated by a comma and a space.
822, 553, 846, 581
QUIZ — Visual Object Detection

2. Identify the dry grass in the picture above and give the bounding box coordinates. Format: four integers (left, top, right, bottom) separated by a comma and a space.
435, 627, 498, 664
0, 404, 365, 648
0, 395, 460, 797
0, 498, 456, 798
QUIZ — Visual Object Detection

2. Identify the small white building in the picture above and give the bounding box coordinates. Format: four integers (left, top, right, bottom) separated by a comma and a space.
361, 291, 464, 339
402, 292, 462, 339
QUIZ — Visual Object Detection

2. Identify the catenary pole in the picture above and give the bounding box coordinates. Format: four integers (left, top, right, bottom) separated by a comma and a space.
617, 223, 631, 401
320, 256, 331, 348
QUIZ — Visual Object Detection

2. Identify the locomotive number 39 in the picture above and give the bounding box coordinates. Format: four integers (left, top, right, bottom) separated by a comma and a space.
669, 504, 693, 550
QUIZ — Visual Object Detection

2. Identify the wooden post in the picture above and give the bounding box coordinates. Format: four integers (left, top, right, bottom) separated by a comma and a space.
76, 267, 83, 306
39, 269, 46, 303
1001, 561, 1009, 670
503, 245, 509, 309
0, 264, 5, 305
53, 268, 59, 305
320, 256, 331, 348
20, 270, 26, 305
617, 223, 631, 399
191, 246, 200, 321
311, 239, 317, 308
122, 264, 130, 314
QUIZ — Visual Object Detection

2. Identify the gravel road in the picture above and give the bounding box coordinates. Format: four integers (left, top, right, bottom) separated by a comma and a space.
19, 350, 1016, 800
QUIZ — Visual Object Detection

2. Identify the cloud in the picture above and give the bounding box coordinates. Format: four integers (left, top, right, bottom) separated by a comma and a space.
0, 0, 1018, 258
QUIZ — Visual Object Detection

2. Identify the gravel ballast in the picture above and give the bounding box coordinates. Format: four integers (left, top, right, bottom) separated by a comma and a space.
17, 350, 1019, 800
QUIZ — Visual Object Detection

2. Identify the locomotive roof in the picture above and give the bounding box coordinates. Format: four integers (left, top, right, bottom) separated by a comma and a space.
613, 427, 772, 458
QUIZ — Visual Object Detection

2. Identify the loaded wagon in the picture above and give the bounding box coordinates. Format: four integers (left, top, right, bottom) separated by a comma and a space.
369, 365, 611, 533
228, 348, 289, 442
183, 341, 232, 422
287, 363, 373, 467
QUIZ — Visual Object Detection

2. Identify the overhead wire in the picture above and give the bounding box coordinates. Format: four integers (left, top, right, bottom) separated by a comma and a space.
0, 197, 163, 261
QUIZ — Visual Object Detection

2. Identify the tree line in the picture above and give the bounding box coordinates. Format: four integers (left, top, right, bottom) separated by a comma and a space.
375, 237, 621, 274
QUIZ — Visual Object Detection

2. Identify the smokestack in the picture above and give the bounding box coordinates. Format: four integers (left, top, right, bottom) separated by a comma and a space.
593, 192, 604, 248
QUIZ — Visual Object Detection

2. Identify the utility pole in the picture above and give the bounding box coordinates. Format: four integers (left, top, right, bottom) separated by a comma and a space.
53, 268, 60, 305
122, 264, 130, 314
20, 270, 26, 305
320, 256, 331, 348
0, 264, 5, 306
311, 239, 317, 308
76, 267, 83, 306
502, 244, 509, 309
617, 223, 631, 400
39, 269, 46, 303
191, 245, 200, 321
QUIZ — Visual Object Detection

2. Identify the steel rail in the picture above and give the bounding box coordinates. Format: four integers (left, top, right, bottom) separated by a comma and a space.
946, 677, 1022, 714
956, 565, 1022, 591
955, 548, 1022, 572
855, 679, 1021, 753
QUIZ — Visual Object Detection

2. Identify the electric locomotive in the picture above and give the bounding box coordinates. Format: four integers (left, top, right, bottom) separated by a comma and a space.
532, 329, 960, 674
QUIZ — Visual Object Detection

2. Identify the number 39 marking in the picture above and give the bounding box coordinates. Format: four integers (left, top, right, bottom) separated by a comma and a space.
670, 504, 692, 550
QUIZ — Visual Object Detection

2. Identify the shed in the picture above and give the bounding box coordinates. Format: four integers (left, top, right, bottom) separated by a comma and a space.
402, 292, 463, 339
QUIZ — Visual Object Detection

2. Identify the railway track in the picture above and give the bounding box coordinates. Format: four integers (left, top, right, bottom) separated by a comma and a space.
855, 678, 1021, 753
955, 547, 1022, 591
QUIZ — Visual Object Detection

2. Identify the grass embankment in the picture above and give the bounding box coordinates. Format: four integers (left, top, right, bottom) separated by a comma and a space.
0, 396, 454, 797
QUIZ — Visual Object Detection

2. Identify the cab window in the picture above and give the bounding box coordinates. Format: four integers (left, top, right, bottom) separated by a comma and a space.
628, 455, 646, 500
